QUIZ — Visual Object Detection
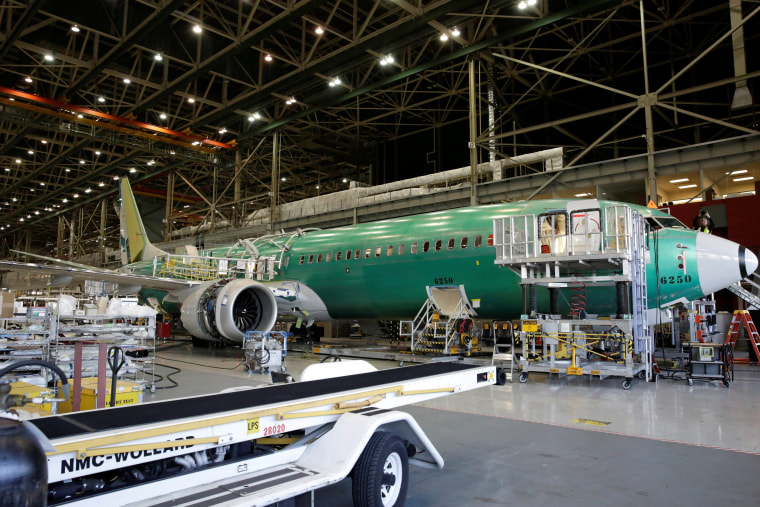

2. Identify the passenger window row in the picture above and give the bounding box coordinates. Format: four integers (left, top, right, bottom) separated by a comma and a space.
297, 235, 483, 265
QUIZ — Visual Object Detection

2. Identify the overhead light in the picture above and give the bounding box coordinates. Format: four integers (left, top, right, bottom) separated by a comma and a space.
315, 26, 324, 35
285, 97, 296, 105
19, 218, 24, 222
113, 176, 119, 180
380, 55, 394, 66
439, 33, 448, 41
77, 114, 84, 119
12, 198, 17, 202
15, 159, 21, 164
73, 193, 79, 198
315, 185, 320, 189
129, 167, 137, 173
678, 184, 698, 189
342, 178, 348, 183
95, 151, 101, 156
193, 24, 202, 34
44, 54, 54, 62
154, 53, 163, 61
281, 177, 286, 181
34, 210, 39, 215
98, 96, 106, 103
3, 168, 8, 172
79, 160, 85, 164
71, 25, 80, 33
730, 169, 748, 175
187, 97, 195, 103
328, 77, 342, 87
669, 178, 689, 184
24, 76, 33, 83
62, 198, 68, 203
28, 150, 33, 155
41, 140, 47, 144
123, 78, 131, 84
98, 182, 105, 187
85, 188, 92, 193
40, 182, 44, 186
65, 168, 70, 172
264, 54, 273, 62
518, 0, 536, 9
452, 27, 460, 37
574, 193, 592, 197
733, 176, 754, 182
219, 128, 227, 134
159, 113, 167, 120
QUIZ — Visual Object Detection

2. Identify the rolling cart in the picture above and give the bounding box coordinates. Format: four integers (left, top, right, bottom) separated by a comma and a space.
243, 331, 288, 374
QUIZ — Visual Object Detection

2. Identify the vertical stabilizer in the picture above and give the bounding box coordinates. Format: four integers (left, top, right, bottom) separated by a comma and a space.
119, 178, 165, 265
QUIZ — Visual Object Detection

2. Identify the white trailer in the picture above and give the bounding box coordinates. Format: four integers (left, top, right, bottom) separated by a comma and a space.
2, 360, 495, 506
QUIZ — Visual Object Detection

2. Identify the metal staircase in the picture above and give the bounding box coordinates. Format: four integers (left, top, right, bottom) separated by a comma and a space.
400, 286, 478, 355
726, 274, 760, 309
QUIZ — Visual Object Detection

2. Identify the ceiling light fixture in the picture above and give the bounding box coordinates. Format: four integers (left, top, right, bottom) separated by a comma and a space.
44, 54, 54, 62
285, 97, 296, 105
27, 150, 33, 155
733, 176, 754, 182
129, 168, 137, 173
439, 33, 448, 41
669, 178, 690, 184
730, 169, 748, 175
98, 182, 105, 187
219, 128, 227, 134
678, 184, 698, 189
71, 25, 80, 32
380, 55, 394, 66
123, 78, 131, 84
41, 140, 47, 144
452, 27, 460, 37
160, 113, 167, 119
15, 159, 21, 164
187, 97, 195, 103
264, 54, 273, 62
98, 96, 105, 103
85, 188, 92, 193
24, 76, 33, 83
315, 26, 324, 35
154, 53, 163, 61
193, 24, 202, 34
328, 77, 342, 87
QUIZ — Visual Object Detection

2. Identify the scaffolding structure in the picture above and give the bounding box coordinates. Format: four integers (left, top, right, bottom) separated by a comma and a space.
492, 203, 652, 389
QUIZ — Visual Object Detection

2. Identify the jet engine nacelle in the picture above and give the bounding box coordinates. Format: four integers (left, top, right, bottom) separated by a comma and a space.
180, 278, 278, 343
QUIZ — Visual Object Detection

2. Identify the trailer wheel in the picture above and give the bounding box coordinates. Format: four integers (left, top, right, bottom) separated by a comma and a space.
519, 372, 528, 383
621, 379, 632, 390
352, 431, 408, 507
496, 368, 508, 386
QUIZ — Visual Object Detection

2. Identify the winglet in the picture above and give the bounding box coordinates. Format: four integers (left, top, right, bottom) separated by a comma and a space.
119, 178, 165, 265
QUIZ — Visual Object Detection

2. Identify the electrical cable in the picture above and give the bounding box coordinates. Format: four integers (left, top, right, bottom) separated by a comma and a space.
152, 363, 181, 390
155, 355, 244, 370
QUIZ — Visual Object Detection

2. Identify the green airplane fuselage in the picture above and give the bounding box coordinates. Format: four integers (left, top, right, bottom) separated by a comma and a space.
128, 199, 702, 320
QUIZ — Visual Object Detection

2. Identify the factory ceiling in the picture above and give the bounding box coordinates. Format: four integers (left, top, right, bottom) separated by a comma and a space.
0, 0, 758, 258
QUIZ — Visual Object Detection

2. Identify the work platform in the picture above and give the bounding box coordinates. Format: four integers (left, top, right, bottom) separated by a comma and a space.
492, 201, 653, 388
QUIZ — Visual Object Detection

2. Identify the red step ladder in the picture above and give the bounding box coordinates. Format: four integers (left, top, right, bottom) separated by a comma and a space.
725, 310, 760, 364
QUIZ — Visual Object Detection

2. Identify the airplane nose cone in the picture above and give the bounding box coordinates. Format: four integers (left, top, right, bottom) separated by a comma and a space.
697, 233, 757, 295
742, 246, 759, 279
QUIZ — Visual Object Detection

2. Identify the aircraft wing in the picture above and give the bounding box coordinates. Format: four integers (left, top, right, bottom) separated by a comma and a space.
0, 260, 195, 292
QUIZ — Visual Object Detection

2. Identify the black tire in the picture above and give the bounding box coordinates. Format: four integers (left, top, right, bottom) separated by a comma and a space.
519, 372, 528, 383
621, 379, 632, 390
496, 368, 508, 386
352, 432, 409, 507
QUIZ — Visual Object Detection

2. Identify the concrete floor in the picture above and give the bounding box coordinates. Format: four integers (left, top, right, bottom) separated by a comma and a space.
144, 339, 760, 506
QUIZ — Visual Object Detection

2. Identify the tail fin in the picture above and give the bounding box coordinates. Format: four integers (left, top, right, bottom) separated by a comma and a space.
119, 178, 165, 266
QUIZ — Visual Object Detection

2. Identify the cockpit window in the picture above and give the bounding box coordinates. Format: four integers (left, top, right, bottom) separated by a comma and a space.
646, 216, 687, 230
